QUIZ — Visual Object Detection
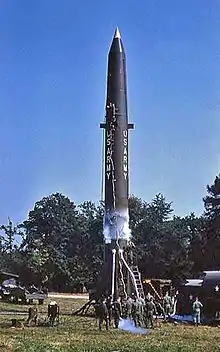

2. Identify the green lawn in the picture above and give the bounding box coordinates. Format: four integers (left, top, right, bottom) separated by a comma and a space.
0, 297, 219, 352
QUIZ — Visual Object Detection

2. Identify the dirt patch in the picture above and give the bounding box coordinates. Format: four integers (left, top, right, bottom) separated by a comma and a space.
48, 293, 89, 299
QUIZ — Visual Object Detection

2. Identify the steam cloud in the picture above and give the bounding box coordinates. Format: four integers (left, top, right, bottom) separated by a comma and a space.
118, 318, 149, 334
103, 210, 131, 243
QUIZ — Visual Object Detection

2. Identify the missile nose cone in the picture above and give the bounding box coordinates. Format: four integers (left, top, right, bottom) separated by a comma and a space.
114, 27, 121, 39
109, 27, 124, 54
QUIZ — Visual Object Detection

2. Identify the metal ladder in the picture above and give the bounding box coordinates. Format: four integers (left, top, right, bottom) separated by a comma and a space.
131, 265, 145, 297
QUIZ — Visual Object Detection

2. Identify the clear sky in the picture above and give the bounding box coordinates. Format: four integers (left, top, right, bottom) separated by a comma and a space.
0, 0, 219, 225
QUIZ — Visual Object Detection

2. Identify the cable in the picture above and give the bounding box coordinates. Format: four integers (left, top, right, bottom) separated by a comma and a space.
100, 127, 105, 202
111, 249, 116, 300
111, 158, 116, 210
120, 250, 139, 298
118, 251, 127, 299
170, 299, 177, 317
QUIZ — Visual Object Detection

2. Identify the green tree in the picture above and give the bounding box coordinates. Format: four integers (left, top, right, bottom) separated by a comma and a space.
204, 174, 220, 220
0, 217, 18, 253
186, 213, 205, 275
200, 174, 220, 269
67, 201, 104, 289
0, 218, 28, 278
1, 189, 210, 291
129, 194, 202, 280
129, 194, 175, 278
21, 193, 80, 290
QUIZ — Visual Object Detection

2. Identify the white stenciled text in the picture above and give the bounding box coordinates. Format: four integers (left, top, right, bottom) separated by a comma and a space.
123, 130, 128, 179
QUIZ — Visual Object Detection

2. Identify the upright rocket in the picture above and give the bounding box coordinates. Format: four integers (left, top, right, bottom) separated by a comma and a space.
100, 27, 134, 245
73, 28, 144, 315
99, 28, 144, 302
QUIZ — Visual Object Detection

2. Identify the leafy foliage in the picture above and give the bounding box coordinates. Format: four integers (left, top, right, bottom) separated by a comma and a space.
0, 174, 219, 290
198, 174, 220, 269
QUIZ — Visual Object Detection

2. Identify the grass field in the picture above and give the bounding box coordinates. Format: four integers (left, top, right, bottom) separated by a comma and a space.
0, 297, 220, 352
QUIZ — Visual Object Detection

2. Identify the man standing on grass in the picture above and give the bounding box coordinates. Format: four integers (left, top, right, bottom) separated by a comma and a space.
106, 295, 112, 326
48, 300, 59, 326
192, 296, 203, 326
124, 296, 133, 319
163, 292, 172, 319
131, 296, 142, 327
94, 298, 109, 331
112, 297, 122, 329
144, 296, 157, 328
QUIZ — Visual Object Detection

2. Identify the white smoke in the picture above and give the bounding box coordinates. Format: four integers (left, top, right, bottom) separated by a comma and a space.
118, 318, 148, 334
103, 209, 131, 242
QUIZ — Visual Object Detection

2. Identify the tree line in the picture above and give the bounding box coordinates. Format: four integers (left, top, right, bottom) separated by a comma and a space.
0, 174, 220, 292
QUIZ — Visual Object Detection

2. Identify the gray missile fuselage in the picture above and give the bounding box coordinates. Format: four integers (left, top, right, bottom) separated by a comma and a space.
98, 28, 135, 301
100, 29, 134, 244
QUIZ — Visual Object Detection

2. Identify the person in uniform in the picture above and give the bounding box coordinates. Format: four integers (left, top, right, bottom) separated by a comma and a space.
131, 296, 142, 327
138, 294, 145, 317
154, 299, 166, 320
27, 306, 38, 326
106, 295, 112, 326
94, 298, 109, 331
163, 292, 172, 318
192, 297, 203, 325
144, 296, 157, 328
124, 296, 133, 319
111, 297, 122, 328
48, 300, 59, 326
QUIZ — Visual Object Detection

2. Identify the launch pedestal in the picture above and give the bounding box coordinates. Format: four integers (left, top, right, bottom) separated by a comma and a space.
72, 242, 144, 317
94, 241, 144, 302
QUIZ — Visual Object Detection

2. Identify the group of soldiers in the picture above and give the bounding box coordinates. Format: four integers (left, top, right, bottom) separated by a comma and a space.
24, 293, 203, 331
94, 291, 175, 331
26, 300, 60, 327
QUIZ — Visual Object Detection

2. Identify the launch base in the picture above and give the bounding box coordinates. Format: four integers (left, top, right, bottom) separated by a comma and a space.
72, 299, 95, 316
90, 246, 144, 303
72, 246, 144, 316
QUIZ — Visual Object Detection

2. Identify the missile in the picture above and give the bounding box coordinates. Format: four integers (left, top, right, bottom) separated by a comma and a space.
100, 27, 134, 247
99, 28, 135, 301
73, 29, 141, 309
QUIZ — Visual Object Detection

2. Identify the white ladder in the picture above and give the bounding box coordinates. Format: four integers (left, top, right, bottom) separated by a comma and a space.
132, 265, 145, 297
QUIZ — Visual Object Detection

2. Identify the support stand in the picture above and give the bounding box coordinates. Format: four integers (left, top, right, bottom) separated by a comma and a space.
72, 299, 95, 316
72, 246, 144, 317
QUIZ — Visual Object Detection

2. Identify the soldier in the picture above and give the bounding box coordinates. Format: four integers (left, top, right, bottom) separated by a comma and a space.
124, 296, 133, 319
48, 300, 59, 326
27, 306, 38, 326
112, 297, 122, 328
192, 297, 203, 325
145, 296, 157, 328
154, 299, 166, 320
163, 292, 172, 318
94, 298, 109, 331
131, 296, 142, 327
106, 295, 112, 326
138, 294, 145, 317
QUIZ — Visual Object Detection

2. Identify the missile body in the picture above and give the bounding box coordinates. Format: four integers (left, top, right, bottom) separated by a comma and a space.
100, 28, 134, 246
100, 28, 134, 300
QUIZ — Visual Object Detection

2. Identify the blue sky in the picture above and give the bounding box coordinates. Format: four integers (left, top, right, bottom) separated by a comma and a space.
0, 0, 219, 225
